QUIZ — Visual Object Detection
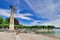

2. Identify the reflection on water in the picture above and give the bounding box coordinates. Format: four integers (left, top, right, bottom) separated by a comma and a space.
36, 29, 60, 38
36, 31, 55, 34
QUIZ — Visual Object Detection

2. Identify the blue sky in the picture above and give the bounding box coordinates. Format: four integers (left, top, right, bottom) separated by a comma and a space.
0, 0, 60, 27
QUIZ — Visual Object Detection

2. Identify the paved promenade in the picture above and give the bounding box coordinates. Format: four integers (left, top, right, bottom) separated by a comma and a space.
0, 32, 60, 40
17, 33, 60, 40
0, 32, 16, 40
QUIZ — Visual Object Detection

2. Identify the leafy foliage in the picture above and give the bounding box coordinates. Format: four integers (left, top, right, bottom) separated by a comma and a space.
0, 17, 4, 24
0, 17, 55, 29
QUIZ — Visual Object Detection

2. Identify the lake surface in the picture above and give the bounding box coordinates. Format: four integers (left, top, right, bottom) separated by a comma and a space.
36, 29, 60, 38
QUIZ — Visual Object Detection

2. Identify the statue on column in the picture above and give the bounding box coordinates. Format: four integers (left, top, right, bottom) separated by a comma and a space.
9, 5, 15, 31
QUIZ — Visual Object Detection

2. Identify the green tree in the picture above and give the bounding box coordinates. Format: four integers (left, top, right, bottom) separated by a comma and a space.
5, 17, 9, 24
0, 17, 4, 24
41, 25, 45, 29
47, 25, 55, 30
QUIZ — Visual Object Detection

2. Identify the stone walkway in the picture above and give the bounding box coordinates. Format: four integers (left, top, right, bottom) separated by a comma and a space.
0, 32, 60, 40
18, 33, 60, 40
0, 32, 16, 40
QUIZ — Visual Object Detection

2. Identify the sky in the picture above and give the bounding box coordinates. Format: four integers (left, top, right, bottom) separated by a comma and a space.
0, 0, 60, 27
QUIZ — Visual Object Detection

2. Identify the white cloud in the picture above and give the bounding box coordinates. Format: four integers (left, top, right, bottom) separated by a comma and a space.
0, 9, 33, 20
29, 20, 42, 26
0, 9, 10, 17
25, 0, 60, 27
40, 18, 60, 27
25, 0, 60, 20
15, 13, 33, 20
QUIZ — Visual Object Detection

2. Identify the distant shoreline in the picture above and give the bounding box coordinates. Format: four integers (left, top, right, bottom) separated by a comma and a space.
35, 30, 54, 32
55, 27, 60, 29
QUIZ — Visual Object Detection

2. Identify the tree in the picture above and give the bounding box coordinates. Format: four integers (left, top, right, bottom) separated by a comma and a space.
5, 17, 9, 24
41, 25, 45, 29
0, 17, 4, 28
5, 17, 19, 25
47, 25, 55, 30
0, 17, 4, 24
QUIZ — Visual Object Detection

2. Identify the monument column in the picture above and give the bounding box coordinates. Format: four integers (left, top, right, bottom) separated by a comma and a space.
9, 5, 15, 31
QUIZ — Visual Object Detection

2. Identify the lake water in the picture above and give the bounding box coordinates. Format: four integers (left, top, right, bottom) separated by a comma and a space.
36, 29, 60, 38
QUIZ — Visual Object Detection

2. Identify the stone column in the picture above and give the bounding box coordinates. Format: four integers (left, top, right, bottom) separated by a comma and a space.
9, 5, 15, 31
